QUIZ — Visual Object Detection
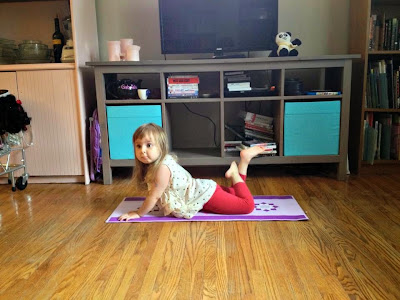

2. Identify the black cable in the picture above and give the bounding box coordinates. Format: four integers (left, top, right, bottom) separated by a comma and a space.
182, 103, 217, 147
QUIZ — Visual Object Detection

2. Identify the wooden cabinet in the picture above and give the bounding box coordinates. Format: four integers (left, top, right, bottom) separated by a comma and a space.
88, 55, 357, 184
1, 66, 85, 181
17, 69, 84, 176
0, 0, 99, 184
349, 0, 400, 174
0, 72, 18, 97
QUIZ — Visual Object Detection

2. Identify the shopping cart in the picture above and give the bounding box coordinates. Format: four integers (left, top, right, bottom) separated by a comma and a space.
0, 130, 32, 191
0, 89, 32, 191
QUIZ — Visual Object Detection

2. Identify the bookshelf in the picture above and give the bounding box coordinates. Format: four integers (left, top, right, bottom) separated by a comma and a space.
87, 56, 356, 184
349, 0, 400, 174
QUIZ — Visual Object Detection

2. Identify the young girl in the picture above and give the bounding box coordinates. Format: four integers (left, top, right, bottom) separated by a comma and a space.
118, 123, 267, 221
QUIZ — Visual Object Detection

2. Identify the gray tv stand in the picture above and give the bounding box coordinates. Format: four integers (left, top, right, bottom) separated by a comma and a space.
87, 55, 358, 184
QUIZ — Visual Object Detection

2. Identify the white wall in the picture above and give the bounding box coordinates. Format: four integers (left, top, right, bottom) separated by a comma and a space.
95, 0, 350, 61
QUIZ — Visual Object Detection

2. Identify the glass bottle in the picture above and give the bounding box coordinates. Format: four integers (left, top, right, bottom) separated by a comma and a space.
52, 16, 65, 63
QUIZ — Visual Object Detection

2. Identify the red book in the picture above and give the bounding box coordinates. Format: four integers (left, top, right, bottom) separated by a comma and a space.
244, 122, 273, 133
168, 77, 200, 84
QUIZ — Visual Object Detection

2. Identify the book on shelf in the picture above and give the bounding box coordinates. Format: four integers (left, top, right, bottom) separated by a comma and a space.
369, 14, 400, 51
225, 71, 252, 91
227, 82, 251, 88
226, 75, 251, 82
168, 83, 199, 89
168, 93, 199, 99
244, 129, 274, 141
235, 143, 277, 155
242, 139, 276, 149
224, 140, 243, 147
377, 114, 392, 160
376, 121, 382, 160
369, 14, 377, 50
228, 87, 252, 92
239, 111, 274, 125
391, 115, 400, 160
167, 82, 199, 98
306, 91, 342, 95
363, 120, 378, 164
224, 71, 245, 76
363, 113, 399, 162
244, 122, 273, 134
224, 140, 277, 155
224, 140, 242, 152
366, 59, 400, 109
167, 76, 200, 85
227, 81, 251, 92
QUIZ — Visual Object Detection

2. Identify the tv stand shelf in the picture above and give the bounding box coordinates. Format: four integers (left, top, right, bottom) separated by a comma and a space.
87, 55, 358, 184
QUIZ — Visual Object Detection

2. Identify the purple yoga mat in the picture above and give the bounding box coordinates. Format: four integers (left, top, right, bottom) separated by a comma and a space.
106, 195, 308, 223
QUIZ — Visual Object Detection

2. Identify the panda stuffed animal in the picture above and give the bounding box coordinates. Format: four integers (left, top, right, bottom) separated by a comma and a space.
269, 32, 302, 57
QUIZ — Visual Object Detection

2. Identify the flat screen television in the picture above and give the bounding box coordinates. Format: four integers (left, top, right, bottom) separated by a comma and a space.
158, 0, 278, 55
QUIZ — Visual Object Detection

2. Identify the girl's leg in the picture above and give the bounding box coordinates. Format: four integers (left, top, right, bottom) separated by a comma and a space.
223, 145, 265, 191
220, 174, 246, 195
237, 145, 266, 177
202, 183, 254, 214
203, 146, 266, 214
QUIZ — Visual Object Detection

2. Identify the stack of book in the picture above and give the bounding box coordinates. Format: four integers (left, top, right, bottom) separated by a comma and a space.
167, 75, 199, 98
225, 71, 251, 92
224, 140, 243, 153
367, 59, 400, 109
367, 60, 390, 109
223, 140, 277, 156
363, 113, 400, 163
236, 140, 277, 156
391, 114, 400, 160
240, 111, 274, 142
369, 14, 399, 51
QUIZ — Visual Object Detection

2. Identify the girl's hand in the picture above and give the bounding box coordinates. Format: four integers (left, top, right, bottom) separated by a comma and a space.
118, 211, 141, 221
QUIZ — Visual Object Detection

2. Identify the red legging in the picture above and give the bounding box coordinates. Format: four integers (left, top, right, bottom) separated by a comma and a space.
202, 174, 254, 214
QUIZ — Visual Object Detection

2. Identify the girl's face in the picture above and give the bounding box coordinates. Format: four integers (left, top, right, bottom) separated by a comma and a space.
134, 133, 161, 164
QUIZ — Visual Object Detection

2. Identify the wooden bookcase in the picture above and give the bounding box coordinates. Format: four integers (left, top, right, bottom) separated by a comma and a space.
87, 56, 357, 184
349, 0, 400, 174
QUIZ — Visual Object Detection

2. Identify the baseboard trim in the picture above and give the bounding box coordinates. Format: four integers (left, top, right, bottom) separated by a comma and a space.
0, 176, 86, 184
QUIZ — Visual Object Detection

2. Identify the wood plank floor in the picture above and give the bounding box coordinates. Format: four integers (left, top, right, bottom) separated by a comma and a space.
0, 166, 399, 299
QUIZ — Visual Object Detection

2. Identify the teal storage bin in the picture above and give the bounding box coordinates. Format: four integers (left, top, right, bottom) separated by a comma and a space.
284, 101, 340, 156
107, 105, 162, 159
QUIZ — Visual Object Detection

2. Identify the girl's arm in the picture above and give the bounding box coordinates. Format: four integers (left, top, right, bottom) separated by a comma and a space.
118, 164, 170, 221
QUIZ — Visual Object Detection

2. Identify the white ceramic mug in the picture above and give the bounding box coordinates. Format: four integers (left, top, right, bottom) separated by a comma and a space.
138, 89, 150, 100
120, 38, 133, 60
107, 41, 121, 61
126, 45, 141, 61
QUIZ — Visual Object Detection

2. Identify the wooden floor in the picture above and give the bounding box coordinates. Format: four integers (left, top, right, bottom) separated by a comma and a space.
0, 166, 399, 299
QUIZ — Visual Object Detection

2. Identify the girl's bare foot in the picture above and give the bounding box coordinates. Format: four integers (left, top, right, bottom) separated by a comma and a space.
225, 161, 243, 184
240, 145, 266, 164
237, 145, 267, 176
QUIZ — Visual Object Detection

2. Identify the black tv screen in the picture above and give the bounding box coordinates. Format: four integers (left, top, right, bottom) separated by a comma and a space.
158, 0, 278, 54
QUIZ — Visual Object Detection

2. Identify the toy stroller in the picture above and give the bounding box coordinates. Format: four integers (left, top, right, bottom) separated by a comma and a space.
0, 90, 32, 191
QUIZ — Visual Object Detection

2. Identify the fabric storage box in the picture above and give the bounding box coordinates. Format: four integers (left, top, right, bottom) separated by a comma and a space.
284, 101, 340, 156
107, 105, 162, 159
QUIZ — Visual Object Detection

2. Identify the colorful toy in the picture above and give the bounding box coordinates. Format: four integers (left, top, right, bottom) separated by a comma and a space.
269, 32, 302, 57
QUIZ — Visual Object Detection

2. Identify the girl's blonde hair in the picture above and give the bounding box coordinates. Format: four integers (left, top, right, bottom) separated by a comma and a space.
132, 123, 169, 192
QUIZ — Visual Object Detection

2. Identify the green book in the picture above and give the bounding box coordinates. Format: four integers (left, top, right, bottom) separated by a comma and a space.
380, 73, 389, 109
366, 125, 378, 164
379, 114, 392, 159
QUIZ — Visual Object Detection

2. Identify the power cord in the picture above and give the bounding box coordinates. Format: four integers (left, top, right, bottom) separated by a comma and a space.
182, 103, 217, 147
